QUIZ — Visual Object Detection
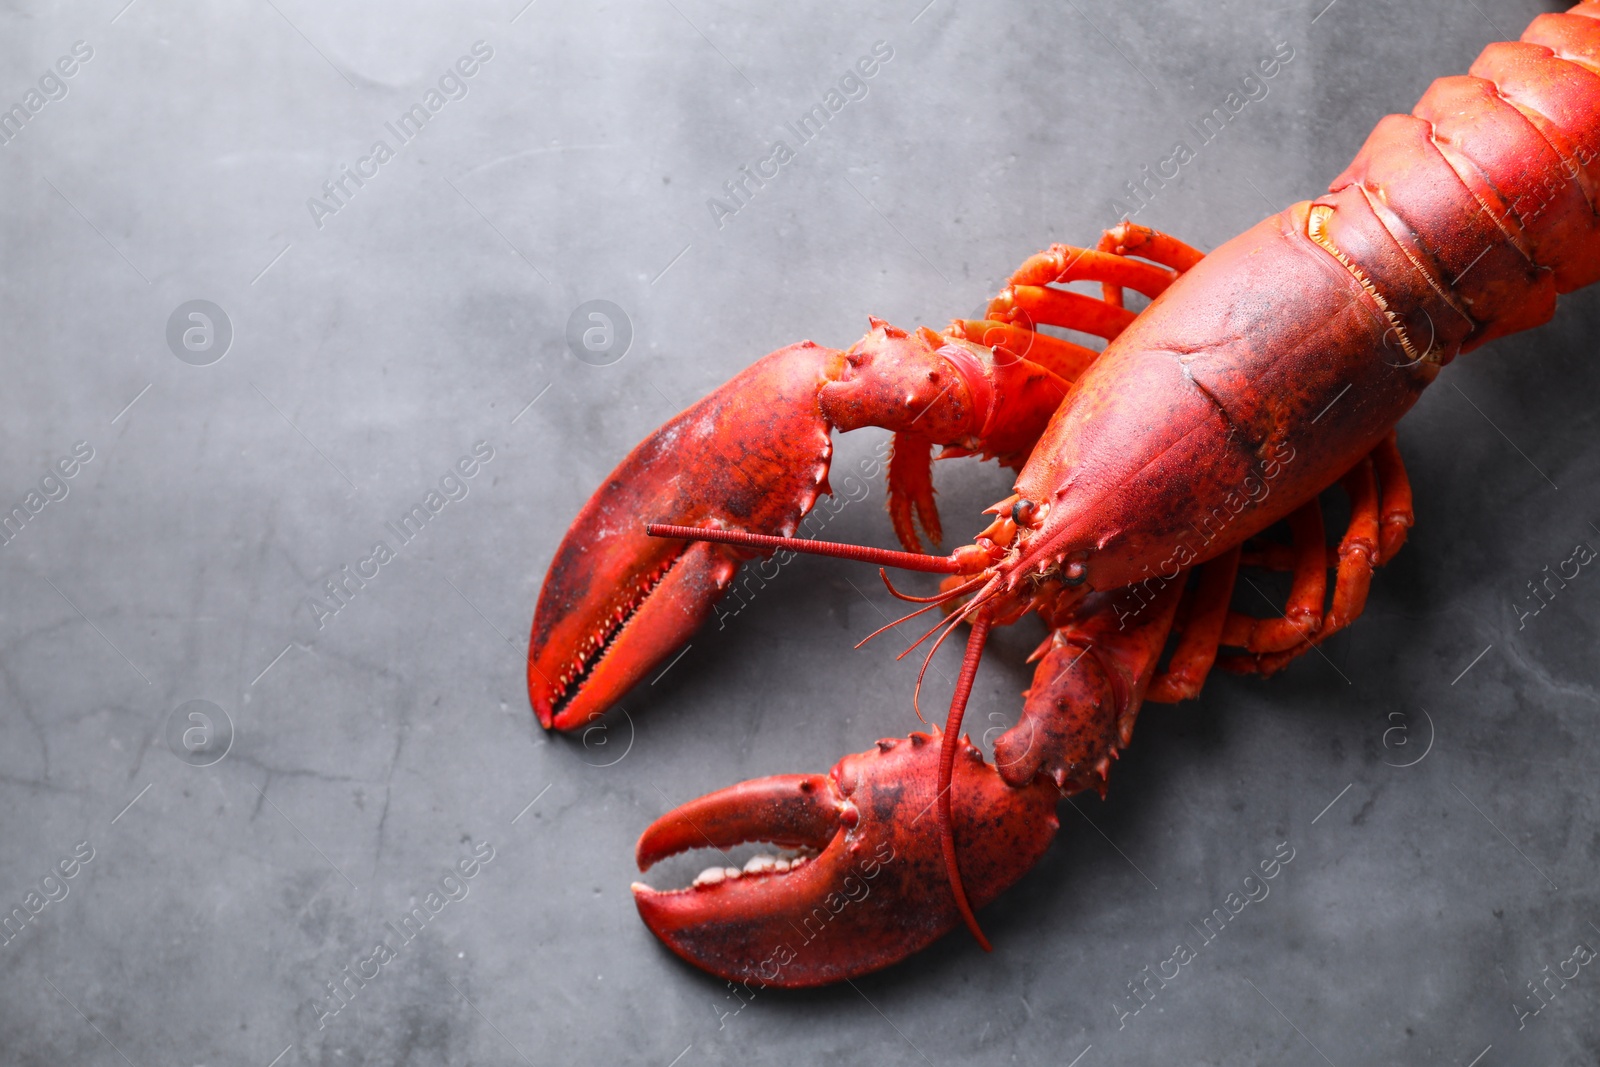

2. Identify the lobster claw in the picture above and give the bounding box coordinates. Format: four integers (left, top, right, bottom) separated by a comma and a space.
632, 728, 1059, 987
529, 341, 845, 731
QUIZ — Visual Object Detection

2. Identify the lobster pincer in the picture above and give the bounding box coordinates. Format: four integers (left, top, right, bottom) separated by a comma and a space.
631, 727, 1059, 988
529, 316, 1086, 731
531, 227, 1201, 734
528, 340, 845, 730
629, 560, 1196, 987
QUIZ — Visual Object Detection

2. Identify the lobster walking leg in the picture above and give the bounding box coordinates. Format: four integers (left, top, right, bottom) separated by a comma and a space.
1098, 220, 1208, 276
1220, 440, 1414, 677
1371, 432, 1414, 563
885, 433, 944, 553
1225, 457, 1387, 676
994, 289, 1136, 343
1144, 428, 1415, 697
1223, 501, 1328, 653
946, 321, 1101, 383
896, 228, 1206, 550
952, 227, 1204, 385
1145, 546, 1241, 703
1325, 456, 1381, 635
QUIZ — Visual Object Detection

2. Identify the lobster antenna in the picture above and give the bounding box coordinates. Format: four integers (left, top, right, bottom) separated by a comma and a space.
939, 607, 994, 952
646, 523, 966, 574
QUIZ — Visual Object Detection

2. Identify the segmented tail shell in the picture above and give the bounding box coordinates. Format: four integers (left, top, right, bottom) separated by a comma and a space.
1322, 2, 1600, 359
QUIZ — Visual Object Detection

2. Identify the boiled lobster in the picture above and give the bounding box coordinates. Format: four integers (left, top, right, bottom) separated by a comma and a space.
529, 3, 1600, 987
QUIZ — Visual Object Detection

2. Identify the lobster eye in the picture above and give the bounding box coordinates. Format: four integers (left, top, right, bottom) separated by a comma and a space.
1062, 561, 1088, 586
1011, 498, 1037, 527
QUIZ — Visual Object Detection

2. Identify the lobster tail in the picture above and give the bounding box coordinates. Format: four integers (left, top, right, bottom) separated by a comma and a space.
1326, 1, 1600, 357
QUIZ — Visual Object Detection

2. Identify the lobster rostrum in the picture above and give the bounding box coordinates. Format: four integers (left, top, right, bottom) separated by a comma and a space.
529, 4, 1600, 987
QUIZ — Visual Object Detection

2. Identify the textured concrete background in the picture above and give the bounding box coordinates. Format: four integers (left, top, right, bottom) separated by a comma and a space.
2, 0, 1598, 1064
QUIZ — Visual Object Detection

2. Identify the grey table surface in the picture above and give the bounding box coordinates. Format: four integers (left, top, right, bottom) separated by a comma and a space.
3, 0, 1599, 1064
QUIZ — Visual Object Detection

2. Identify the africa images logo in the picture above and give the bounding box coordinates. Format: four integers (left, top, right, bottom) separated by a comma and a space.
0, 40, 93, 148
307, 842, 495, 1030
305, 42, 494, 230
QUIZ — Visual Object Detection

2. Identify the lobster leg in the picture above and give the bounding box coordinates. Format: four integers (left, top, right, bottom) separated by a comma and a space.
947, 321, 1102, 383
1098, 220, 1208, 276
885, 432, 943, 555
1371, 431, 1414, 563
1325, 456, 1380, 636
1142, 432, 1414, 694
903, 228, 1205, 551
1007, 245, 1181, 297
1221, 501, 1328, 653
950, 226, 1202, 379
960, 236, 1178, 360
1145, 546, 1241, 703
1221, 441, 1412, 677
991, 287, 1137, 342
1225, 457, 1387, 676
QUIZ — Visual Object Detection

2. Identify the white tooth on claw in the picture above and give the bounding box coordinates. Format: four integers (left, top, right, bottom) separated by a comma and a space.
773, 859, 791, 872
693, 867, 726, 887
744, 854, 778, 873
723, 867, 742, 879
789, 855, 808, 869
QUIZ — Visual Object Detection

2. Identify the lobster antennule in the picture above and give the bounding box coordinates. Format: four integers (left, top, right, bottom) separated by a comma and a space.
644, 522, 980, 574
852, 574, 986, 652
907, 581, 997, 719
881, 567, 986, 604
